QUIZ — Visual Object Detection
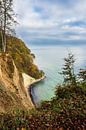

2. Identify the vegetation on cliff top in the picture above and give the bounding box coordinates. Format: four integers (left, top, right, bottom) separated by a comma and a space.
0, 34, 44, 79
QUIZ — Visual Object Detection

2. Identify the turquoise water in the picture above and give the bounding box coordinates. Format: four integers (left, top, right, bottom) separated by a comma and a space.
29, 44, 86, 105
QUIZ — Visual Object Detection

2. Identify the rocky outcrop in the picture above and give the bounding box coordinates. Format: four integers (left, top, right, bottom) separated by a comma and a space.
0, 54, 34, 114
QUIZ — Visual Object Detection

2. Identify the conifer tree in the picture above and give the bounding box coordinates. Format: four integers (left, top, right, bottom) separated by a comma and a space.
61, 53, 76, 86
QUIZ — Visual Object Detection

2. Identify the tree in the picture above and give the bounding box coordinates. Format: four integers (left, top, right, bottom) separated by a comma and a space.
0, 1, 4, 51
78, 68, 86, 83
61, 53, 76, 86
0, 0, 17, 52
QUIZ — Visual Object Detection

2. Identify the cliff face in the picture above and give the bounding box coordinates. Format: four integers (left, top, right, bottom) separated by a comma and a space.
0, 35, 44, 114
0, 54, 34, 114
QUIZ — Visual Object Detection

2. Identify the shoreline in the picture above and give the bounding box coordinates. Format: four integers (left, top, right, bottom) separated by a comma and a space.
28, 75, 46, 107
22, 73, 46, 107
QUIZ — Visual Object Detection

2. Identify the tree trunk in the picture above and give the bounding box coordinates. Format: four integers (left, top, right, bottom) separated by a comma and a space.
0, 21, 4, 51
3, 33, 6, 52
3, 1, 7, 53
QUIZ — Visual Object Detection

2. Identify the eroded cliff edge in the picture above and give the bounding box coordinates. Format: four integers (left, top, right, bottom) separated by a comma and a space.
0, 54, 34, 113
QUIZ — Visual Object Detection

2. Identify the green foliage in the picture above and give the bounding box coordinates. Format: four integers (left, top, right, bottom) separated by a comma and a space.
55, 84, 85, 99
0, 35, 44, 79
78, 68, 86, 82
0, 82, 86, 129
8, 36, 44, 79
41, 84, 86, 110
39, 83, 86, 129
61, 53, 76, 86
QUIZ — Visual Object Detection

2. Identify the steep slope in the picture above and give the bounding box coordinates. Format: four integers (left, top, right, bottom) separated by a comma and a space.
6, 36, 44, 79
0, 34, 44, 79
0, 54, 34, 113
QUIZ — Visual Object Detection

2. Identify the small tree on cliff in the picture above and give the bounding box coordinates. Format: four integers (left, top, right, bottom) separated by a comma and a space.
78, 68, 86, 83
0, 0, 17, 52
61, 53, 76, 86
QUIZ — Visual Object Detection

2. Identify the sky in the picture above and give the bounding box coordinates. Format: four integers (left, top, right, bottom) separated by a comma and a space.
14, 0, 86, 42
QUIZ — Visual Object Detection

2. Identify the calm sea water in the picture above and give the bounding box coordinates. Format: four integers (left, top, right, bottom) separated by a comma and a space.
28, 43, 86, 105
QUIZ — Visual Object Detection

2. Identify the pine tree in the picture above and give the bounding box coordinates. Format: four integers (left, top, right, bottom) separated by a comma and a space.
61, 53, 76, 86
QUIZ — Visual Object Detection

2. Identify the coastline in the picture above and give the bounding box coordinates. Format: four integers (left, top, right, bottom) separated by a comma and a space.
29, 75, 46, 106
22, 73, 45, 107
29, 75, 45, 86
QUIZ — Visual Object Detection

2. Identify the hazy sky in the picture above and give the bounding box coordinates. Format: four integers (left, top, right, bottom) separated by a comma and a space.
14, 0, 86, 41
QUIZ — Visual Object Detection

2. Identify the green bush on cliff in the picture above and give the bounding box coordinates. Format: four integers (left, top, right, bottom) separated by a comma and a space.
0, 34, 44, 79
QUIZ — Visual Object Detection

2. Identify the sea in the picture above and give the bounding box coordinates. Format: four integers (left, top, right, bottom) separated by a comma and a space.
28, 40, 86, 105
